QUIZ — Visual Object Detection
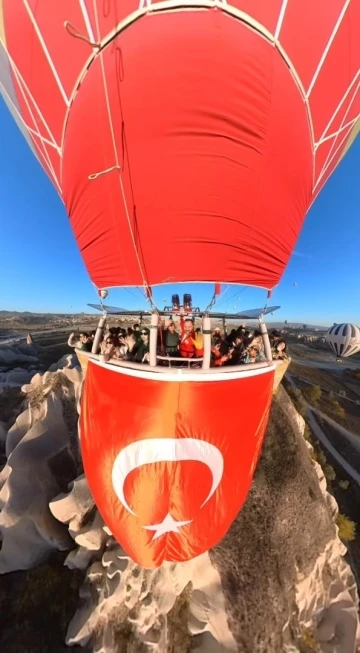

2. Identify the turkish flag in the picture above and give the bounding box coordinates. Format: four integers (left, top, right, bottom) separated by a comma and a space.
80, 360, 274, 567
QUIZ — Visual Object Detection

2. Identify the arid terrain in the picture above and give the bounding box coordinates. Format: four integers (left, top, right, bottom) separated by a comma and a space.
0, 311, 100, 341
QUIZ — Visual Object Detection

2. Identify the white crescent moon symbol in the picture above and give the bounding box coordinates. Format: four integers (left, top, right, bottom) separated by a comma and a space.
112, 438, 224, 516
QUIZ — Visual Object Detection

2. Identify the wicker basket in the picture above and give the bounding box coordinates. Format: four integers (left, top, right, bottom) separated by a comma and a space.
273, 358, 291, 394
76, 348, 290, 394
75, 348, 90, 376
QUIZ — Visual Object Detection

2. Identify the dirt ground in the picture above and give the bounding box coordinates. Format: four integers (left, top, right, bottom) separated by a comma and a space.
289, 361, 358, 397
0, 552, 89, 653
289, 362, 360, 434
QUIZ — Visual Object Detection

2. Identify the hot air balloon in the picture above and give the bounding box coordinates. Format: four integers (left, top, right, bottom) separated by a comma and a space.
326, 324, 360, 358
1, 0, 358, 569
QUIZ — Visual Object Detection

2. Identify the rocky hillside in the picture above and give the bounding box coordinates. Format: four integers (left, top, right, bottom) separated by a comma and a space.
0, 355, 359, 653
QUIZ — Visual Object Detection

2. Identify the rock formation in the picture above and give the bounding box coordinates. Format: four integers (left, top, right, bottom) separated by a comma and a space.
0, 343, 39, 367
0, 355, 359, 653
0, 365, 82, 572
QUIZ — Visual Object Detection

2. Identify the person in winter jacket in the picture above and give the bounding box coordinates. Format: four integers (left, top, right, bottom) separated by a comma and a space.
163, 320, 180, 356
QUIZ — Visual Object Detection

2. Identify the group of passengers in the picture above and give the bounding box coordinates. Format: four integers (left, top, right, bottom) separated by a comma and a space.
68, 324, 150, 362
68, 320, 288, 367
209, 326, 288, 367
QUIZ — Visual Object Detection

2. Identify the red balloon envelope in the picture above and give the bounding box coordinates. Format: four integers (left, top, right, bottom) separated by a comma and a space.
1, 0, 359, 567
1, 0, 358, 290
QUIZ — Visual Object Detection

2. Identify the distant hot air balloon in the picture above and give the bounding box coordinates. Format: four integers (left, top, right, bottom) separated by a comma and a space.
326, 324, 360, 358
293, 282, 298, 287
99, 289, 108, 300
1, 0, 358, 568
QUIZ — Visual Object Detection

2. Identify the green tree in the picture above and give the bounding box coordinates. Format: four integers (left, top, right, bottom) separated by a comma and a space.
304, 384, 322, 403
330, 399, 345, 419
336, 513, 356, 542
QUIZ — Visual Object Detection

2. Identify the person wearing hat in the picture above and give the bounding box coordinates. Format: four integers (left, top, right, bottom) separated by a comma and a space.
212, 326, 222, 346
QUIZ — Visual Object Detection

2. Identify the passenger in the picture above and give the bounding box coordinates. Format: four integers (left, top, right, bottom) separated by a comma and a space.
179, 317, 196, 358
133, 324, 141, 341
243, 342, 265, 364
229, 333, 245, 364
211, 338, 233, 366
100, 334, 116, 361
79, 332, 92, 352
270, 330, 289, 360
126, 330, 137, 354
113, 334, 128, 360
226, 329, 237, 346
68, 332, 84, 349
164, 320, 180, 356
132, 327, 150, 363
252, 329, 265, 355
212, 327, 222, 345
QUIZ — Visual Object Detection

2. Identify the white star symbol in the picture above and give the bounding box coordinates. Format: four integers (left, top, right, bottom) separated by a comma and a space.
143, 513, 192, 540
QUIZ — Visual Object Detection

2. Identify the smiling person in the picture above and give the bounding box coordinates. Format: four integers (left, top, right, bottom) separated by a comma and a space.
179, 316, 196, 358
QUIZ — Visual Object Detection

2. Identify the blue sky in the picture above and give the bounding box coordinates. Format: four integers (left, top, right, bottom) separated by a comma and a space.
0, 97, 358, 327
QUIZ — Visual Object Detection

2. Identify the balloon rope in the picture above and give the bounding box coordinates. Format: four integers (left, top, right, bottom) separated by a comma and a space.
215, 284, 231, 305
216, 285, 247, 308
92, 0, 154, 305
64, 21, 100, 49
88, 165, 120, 180
204, 284, 231, 312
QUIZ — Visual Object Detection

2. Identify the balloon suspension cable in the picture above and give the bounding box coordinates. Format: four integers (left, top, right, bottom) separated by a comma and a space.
144, 286, 158, 313
99, 296, 108, 318
261, 289, 273, 320
262, 296, 268, 318
215, 285, 247, 310
92, 283, 108, 318
204, 291, 217, 313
